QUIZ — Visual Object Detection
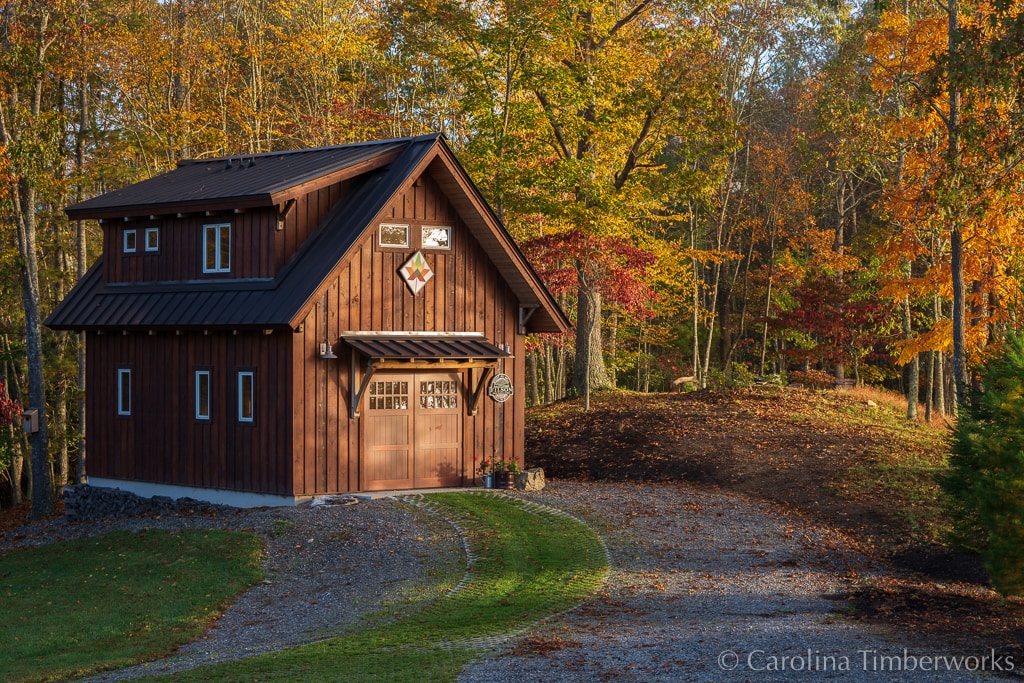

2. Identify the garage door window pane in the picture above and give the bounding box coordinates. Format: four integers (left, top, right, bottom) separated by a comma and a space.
420, 380, 458, 409
369, 381, 409, 410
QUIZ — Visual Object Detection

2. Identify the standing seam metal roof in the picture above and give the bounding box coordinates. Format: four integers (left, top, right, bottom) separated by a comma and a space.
46, 134, 570, 334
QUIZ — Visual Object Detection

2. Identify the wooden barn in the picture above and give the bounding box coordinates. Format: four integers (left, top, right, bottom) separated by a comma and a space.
47, 134, 568, 506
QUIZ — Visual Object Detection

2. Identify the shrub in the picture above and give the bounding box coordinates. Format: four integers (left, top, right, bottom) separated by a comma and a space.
789, 369, 836, 389
708, 363, 756, 392
942, 333, 1024, 597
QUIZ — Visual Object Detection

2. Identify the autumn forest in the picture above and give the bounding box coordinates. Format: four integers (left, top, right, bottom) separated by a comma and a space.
2, 0, 1024, 507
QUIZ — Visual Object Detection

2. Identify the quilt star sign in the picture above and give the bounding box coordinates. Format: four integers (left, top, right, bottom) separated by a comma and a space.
401, 250, 434, 295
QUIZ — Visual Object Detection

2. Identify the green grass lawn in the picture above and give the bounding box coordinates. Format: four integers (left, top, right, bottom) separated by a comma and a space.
1, 493, 606, 683
0, 529, 263, 683
148, 492, 608, 682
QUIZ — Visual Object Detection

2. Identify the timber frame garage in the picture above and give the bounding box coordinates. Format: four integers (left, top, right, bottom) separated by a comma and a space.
47, 134, 569, 506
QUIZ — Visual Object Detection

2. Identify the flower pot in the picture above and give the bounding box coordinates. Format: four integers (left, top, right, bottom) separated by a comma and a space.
494, 470, 516, 489
481, 472, 495, 489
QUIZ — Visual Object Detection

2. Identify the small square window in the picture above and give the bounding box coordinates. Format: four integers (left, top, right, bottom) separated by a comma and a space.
379, 223, 409, 248
422, 226, 451, 250
123, 229, 137, 253
145, 227, 159, 252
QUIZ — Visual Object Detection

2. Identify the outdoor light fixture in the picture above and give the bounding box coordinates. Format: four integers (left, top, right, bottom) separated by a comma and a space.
319, 341, 338, 360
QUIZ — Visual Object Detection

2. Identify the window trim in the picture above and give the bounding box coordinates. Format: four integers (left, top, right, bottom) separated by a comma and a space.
123, 229, 137, 253
421, 225, 452, 250
378, 223, 410, 249
144, 227, 159, 252
203, 223, 232, 273
117, 368, 132, 416
237, 370, 255, 423
195, 369, 212, 421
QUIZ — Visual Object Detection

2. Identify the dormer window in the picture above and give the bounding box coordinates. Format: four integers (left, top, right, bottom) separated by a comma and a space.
145, 227, 159, 252
203, 223, 231, 273
123, 229, 137, 253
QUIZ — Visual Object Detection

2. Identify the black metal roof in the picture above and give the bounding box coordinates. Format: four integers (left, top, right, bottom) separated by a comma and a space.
46, 134, 571, 334
342, 334, 511, 361
65, 137, 413, 219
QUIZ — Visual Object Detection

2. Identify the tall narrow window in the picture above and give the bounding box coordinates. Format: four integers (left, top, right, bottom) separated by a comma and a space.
195, 370, 211, 420
145, 227, 159, 252
203, 223, 231, 273
123, 229, 137, 253
238, 371, 254, 422
117, 368, 131, 416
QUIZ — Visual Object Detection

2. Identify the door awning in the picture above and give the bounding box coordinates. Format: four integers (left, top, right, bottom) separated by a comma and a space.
341, 332, 511, 363
341, 333, 512, 418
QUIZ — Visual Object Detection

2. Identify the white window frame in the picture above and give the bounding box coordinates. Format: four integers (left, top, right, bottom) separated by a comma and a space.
378, 223, 409, 248
421, 225, 452, 250
237, 371, 254, 423
117, 368, 132, 416
203, 223, 231, 273
144, 227, 159, 252
195, 370, 211, 421
123, 229, 137, 253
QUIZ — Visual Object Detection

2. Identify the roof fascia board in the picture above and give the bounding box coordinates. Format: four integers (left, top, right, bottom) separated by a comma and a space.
427, 147, 570, 333
285, 140, 442, 329
66, 196, 273, 221
266, 148, 403, 206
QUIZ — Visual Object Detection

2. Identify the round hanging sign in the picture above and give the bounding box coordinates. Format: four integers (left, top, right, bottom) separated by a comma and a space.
488, 373, 514, 403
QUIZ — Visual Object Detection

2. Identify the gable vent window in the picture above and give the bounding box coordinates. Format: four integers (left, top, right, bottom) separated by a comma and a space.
123, 229, 137, 253
379, 223, 409, 248
422, 225, 451, 250
203, 223, 231, 273
145, 227, 159, 252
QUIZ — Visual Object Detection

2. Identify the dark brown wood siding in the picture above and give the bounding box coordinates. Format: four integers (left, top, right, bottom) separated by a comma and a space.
103, 210, 278, 283
102, 179, 350, 285
290, 169, 524, 495
275, 179, 350, 273
85, 330, 293, 494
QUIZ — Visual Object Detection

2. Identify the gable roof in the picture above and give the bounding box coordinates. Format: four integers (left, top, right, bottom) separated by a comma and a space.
48, 135, 569, 334
65, 138, 407, 220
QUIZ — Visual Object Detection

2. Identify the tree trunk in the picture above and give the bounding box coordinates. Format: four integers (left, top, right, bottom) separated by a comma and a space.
542, 342, 554, 404
947, 0, 969, 409
903, 294, 919, 420
925, 350, 935, 422
13, 179, 53, 519
527, 348, 540, 408
76, 77, 88, 484
571, 278, 610, 397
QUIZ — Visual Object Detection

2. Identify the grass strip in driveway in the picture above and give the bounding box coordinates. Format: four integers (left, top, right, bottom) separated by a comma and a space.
154, 492, 608, 682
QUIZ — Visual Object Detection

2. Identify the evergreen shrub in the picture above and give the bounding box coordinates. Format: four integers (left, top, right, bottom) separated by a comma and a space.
942, 333, 1024, 597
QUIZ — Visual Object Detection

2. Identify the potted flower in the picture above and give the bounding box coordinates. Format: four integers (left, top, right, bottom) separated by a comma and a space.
493, 459, 520, 489
478, 458, 494, 489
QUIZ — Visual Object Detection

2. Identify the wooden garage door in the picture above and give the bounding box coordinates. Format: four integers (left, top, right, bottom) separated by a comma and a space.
362, 372, 462, 491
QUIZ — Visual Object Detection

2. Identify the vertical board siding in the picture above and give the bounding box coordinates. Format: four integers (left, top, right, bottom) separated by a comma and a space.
89, 166, 535, 497
285, 167, 527, 494
103, 179, 351, 286
86, 330, 292, 494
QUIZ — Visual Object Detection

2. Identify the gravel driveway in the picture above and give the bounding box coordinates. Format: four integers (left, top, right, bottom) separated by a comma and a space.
461, 482, 1000, 682
7, 481, 1009, 681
